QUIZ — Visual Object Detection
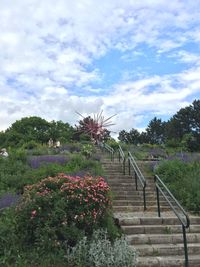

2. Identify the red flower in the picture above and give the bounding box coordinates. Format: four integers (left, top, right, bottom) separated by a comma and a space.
31, 209, 37, 219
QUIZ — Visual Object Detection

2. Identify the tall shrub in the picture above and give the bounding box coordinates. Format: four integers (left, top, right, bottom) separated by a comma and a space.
15, 174, 112, 251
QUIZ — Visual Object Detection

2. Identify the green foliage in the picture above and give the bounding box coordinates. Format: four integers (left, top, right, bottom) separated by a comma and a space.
66, 229, 137, 267
165, 138, 181, 148
1, 116, 76, 148
156, 160, 200, 213
0, 148, 103, 196
81, 144, 94, 158
107, 138, 119, 151
0, 208, 19, 265
79, 133, 91, 142
181, 133, 197, 152
0, 131, 7, 147
146, 117, 166, 144
118, 129, 140, 144
22, 140, 40, 150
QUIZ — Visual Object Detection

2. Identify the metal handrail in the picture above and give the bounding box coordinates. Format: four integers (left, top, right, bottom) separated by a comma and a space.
154, 174, 190, 267
98, 141, 114, 161
128, 151, 147, 210
118, 145, 126, 174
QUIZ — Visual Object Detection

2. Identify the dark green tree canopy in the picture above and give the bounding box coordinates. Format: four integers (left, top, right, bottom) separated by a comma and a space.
146, 117, 166, 144
118, 128, 140, 144
0, 116, 75, 148
117, 99, 200, 151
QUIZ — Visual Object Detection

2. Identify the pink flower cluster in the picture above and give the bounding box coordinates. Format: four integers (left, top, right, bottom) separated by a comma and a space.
59, 174, 111, 223
22, 174, 112, 224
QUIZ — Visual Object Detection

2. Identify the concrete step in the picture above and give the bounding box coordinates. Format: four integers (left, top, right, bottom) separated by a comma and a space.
113, 193, 157, 199
106, 179, 156, 185
127, 233, 200, 245
133, 243, 200, 257
119, 217, 200, 226
113, 200, 166, 206
137, 255, 200, 267
110, 186, 155, 191
113, 195, 149, 201
122, 225, 200, 235
113, 206, 170, 212
109, 186, 155, 192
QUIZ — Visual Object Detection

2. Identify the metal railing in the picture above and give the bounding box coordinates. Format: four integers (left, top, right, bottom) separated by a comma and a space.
154, 174, 190, 267
118, 145, 126, 174
127, 151, 147, 210
98, 141, 114, 161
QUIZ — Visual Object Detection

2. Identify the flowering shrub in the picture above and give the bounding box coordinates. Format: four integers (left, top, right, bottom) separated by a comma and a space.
15, 174, 112, 251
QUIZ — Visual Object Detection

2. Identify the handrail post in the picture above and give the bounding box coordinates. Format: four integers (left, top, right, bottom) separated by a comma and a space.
143, 187, 147, 211
135, 171, 138, 191
118, 150, 120, 162
156, 186, 161, 217
155, 176, 161, 217
123, 158, 125, 175
128, 157, 130, 175
182, 225, 189, 267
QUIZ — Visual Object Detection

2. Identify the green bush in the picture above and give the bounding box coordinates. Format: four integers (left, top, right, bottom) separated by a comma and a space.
22, 141, 40, 150
81, 144, 94, 158
107, 139, 119, 151
156, 160, 200, 213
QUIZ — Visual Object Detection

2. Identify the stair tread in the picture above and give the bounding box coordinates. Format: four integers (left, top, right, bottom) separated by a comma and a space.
137, 255, 200, 267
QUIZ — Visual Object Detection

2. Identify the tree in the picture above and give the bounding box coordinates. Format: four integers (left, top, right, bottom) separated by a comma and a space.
190, 99, 200, 134
168, 106, 192, 140
118, 128, 140, 144
139, 131, 149, 144
2, 116, 75, 147
146, 117, 166, 144
118, 130, 129, 143
165, 100, 200, 147
128, 129, 141, 144
7, 116, 51, 144
48, 120, 75, 142
0, 131, 6, 147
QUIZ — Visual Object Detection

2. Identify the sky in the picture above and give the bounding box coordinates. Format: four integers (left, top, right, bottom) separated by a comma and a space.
1, 0, 200, 137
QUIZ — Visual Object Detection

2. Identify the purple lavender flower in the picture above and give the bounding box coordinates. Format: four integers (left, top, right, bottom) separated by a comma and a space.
0, 193, 20, 210
27, 155, 69, 169
165, 152, 200, 163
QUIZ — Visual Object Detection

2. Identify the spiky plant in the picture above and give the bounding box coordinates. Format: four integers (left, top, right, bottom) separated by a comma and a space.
76, 111, 116, 142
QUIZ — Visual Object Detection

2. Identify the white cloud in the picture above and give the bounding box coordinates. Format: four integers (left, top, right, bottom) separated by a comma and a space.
0, 0, 200, 135
170, 50, 200, 65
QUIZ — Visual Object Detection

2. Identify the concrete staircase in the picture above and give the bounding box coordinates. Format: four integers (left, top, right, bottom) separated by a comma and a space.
98, 149, 200, 267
